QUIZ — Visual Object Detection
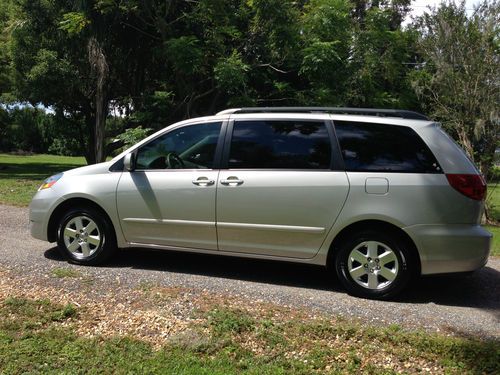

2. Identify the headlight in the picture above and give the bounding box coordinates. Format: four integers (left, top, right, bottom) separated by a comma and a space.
39, 173, 63, 191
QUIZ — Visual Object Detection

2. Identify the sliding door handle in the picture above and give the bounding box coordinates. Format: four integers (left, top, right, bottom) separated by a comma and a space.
220, 177, 244, 186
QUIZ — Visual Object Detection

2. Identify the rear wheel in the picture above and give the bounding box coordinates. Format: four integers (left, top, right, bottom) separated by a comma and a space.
56, 207, 116, 265
335, 230, 414, 299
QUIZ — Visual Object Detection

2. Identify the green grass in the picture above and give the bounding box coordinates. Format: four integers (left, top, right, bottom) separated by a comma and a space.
486, 183, 500, 255
0, 153, 86, 206
485, 225, 500, 256
1, 297, 76, 336
0, 298, 498, 374
486, 183, 499, 221
50, 267, 82, 279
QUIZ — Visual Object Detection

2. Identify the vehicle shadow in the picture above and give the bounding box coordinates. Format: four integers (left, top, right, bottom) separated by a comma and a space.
400, 267, 500, 312
44, 246, 337, 292
44, 247, 500, 312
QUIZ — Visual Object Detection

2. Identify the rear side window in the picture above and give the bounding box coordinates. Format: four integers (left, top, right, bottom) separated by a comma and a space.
334, 121, 441, 173
229, 120, 332, 169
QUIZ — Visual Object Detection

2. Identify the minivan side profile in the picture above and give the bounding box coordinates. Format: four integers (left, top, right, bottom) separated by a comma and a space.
29, 107, 491, 299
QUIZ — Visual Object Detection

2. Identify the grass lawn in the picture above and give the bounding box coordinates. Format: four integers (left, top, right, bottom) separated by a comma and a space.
486, 182, 499, 220
0, 154, 499, 372
486, 226, 500, 256
0, 296, 498, 374
0, 153, 86, 206
486, 182, 500, 256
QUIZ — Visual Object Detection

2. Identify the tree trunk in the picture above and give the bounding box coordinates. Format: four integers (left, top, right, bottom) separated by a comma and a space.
94, 87, 108, 163
88, 37, 109, 164
83, 112, 96, 165
457, 127, 476, 164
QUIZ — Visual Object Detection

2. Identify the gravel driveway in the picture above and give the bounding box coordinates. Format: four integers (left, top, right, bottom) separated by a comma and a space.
1, 204, 499, 339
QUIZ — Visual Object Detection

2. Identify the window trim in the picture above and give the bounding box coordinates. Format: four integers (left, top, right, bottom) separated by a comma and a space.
128, 120, 228, 172
328, 120, 345, 171
220, 118, 339, 171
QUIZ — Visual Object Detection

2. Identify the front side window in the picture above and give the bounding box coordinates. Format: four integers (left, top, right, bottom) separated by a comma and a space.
228, 120, 332, 169
334, 121, 442, 173
136, 122, 222, 169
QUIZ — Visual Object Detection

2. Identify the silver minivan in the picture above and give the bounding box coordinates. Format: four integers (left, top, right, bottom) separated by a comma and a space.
29, 107, 491, 299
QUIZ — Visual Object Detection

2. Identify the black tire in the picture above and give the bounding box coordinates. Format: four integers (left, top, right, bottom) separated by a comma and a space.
56, 206, 117, 265
334, 230, 414, 300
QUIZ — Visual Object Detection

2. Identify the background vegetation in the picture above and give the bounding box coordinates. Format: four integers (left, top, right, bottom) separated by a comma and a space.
0, 0, 498, 220
0, 0, 497, 172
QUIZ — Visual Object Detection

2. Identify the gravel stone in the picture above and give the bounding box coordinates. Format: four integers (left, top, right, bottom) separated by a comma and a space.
1, 204, 498, 338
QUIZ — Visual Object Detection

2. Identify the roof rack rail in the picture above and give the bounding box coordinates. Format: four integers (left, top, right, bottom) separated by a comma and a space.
217, 107, 430, 120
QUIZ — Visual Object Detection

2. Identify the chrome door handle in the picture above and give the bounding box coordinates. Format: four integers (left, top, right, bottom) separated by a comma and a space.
220, 178, 244, 186
192, 178, 215, 186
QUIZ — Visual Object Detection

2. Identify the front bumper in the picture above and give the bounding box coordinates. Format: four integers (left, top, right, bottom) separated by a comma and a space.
404, 224, 492, 275
29, 190, 61, 242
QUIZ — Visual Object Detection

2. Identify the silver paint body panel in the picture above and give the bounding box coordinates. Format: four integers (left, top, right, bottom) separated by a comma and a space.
116, 170, 219, 250
216, 170, 349, 258
29, 112, 491, 275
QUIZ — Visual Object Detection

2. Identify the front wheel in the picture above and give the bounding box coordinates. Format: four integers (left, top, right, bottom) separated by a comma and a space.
335, 230, 414, 299
56, 207, 116, 265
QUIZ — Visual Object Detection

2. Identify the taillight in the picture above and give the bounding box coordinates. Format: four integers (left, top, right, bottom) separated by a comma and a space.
446, 174, 487, 201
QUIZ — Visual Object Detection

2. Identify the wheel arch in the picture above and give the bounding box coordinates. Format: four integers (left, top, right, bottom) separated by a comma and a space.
47, 197, 116, 243
326, 220, 421, 276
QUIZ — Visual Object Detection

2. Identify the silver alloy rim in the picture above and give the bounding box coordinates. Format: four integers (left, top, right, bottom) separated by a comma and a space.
63, 216, 101, 259
347, 241, 399, 290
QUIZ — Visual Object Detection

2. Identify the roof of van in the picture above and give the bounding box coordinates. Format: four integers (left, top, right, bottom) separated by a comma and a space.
217, 107, 429, 120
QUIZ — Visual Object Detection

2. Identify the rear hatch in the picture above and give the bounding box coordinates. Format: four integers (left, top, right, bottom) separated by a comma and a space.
413, 123, 486, 224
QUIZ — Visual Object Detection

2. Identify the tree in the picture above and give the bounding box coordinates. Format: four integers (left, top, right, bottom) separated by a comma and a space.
299, 0, 354, 105
0, 0, 14, 100
7, 0, 421, 157
9, 0, 153, 163
411, 1, 499, 183
346, 1, 419, 108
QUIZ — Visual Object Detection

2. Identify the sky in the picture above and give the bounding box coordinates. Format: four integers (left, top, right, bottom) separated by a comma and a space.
405, 0, 483, 24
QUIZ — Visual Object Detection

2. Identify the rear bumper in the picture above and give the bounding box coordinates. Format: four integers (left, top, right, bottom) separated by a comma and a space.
403, 224, 492, 275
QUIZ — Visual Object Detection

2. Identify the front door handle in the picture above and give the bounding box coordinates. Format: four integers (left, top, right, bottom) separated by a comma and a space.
192, 178, 215, 186
220, 177, 244, 186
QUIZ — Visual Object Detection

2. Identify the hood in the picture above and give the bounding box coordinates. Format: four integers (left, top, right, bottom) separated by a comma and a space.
61, 161, 114, 177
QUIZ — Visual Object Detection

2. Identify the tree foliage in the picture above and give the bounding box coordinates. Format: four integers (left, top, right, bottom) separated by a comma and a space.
0, 0, 497, 186
411, 0, 499, 180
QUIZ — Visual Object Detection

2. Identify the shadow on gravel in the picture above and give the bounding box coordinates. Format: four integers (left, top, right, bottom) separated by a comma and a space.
399, 266, 500, 315
43, 247, 340, 292
44, 247, 500, 313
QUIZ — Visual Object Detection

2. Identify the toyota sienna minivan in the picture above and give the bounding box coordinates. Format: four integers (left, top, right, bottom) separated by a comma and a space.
29, 107, 492, 299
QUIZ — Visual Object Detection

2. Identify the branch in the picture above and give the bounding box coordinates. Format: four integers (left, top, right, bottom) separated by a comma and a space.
257, 64, 292, 74
191, 87, 216, 102
121, 21, 160, 40
166, 13, 187, 26
256, 97, 295, 103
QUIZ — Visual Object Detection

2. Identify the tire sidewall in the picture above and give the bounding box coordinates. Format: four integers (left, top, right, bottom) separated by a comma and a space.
335, 230, 411, 299
56, 207, 113, 265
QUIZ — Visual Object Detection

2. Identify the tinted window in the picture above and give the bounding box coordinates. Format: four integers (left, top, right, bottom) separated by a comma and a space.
136, 122, 221, 169
229, 120, 332, 169
335, 121, 441, 173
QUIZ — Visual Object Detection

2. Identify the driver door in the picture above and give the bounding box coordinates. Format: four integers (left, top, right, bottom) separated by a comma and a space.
116, 121, 223, 250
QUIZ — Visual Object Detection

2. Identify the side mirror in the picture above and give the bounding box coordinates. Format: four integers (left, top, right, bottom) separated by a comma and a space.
123, 153, 136, 172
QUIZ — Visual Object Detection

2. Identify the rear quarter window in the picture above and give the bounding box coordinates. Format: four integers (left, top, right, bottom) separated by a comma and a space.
334, 121, 442, 173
